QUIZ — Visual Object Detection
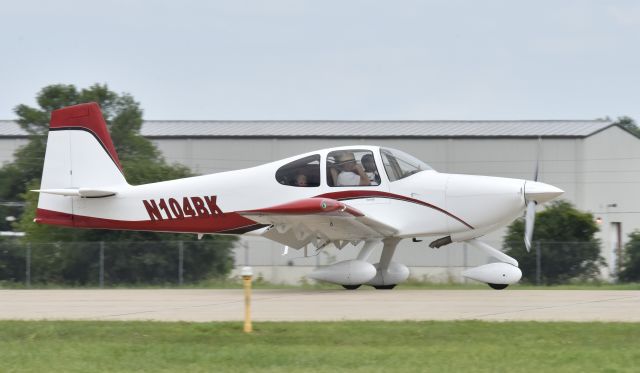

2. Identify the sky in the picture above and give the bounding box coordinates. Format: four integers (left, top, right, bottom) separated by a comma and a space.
1, 0, 639, 121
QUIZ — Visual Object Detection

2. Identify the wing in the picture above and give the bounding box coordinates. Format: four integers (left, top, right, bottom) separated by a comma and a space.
238, 198, 397, 249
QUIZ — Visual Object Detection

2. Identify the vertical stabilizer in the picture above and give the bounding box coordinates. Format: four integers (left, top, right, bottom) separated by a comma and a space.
35, 102, 128, 225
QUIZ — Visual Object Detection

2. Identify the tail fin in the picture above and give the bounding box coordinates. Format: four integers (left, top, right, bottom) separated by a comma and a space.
35, 102, 127, 225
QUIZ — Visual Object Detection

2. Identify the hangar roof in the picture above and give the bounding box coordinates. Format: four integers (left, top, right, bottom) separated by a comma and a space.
0, 121, 26, 137
0, 119, 615, 138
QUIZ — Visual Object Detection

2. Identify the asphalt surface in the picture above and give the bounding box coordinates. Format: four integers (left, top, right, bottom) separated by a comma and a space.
0, 289, 638, 322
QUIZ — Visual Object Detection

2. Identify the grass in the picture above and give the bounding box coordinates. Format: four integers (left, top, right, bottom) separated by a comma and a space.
0, 320, 638, 372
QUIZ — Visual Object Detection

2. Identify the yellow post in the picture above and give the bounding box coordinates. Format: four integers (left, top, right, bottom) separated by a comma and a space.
241, 266, 253, 333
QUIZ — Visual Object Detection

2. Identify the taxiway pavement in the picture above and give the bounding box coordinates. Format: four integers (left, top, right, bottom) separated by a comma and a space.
1, 289, 638, 322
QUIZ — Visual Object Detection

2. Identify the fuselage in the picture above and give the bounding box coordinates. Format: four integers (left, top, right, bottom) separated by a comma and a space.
58, 145, 539, 241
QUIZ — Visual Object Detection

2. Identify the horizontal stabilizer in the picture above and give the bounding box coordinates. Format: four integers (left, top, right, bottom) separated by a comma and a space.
32, 188, 117, 198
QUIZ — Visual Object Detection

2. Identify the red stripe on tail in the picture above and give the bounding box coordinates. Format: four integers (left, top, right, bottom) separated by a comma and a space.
50, 102, 123, 172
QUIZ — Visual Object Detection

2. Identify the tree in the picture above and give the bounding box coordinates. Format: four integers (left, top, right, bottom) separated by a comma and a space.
0, 84, 235, 285
618, 231, 640, 282
503, 200, 604, 285
613, 116, 640, 138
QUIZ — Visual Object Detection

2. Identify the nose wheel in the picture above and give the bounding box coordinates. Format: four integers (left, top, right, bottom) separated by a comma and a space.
488, 283, 509, 290
342, 285, 361, 290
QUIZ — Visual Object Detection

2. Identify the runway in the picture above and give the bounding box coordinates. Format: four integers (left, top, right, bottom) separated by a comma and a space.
0, 289, 638, 322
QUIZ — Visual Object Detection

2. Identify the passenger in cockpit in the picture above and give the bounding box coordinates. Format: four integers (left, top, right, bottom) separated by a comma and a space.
295, 173, 308, 187
361, 154, 380, 185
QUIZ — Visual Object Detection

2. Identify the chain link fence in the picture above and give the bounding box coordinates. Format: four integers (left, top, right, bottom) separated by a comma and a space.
502, 240, 604, 285
0, 240, 233, 287
0, 239, 607, 286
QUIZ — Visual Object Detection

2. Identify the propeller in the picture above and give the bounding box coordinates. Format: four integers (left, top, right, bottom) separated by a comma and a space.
524, 200, 536, 252
524, 138, 541, 252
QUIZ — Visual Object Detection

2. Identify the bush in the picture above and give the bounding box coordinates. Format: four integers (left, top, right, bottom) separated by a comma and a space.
618, 231, 640, 282
503, 200, 604, 285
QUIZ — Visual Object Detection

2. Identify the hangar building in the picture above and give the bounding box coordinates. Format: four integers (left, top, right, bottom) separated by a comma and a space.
1, 119, 639, 283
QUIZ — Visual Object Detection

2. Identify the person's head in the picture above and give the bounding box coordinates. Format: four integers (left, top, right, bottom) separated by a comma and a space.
295, 173, 308, 187
337, 152, 357, 171
361, 154, 375, 172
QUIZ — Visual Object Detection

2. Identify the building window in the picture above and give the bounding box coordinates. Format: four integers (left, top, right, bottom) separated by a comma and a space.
275, 154, 320, 187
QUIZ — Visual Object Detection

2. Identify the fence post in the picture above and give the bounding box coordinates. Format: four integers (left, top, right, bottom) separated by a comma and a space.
178, 241, 184, 286
244, 242, 249, 267
535, 241, 541, 286
99, 241, 105, 289
25, 243, 31, 288
462, 242, 468, 284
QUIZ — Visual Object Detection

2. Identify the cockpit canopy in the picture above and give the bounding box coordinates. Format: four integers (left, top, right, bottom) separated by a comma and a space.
275, 147, 433, 187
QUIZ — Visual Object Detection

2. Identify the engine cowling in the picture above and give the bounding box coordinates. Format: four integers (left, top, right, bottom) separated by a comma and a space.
366, 262, 410, 286
307, 260, 377, 285
462, 262, 522, 285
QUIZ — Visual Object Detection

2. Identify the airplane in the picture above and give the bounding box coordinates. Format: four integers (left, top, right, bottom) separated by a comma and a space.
33, 102, 563, 290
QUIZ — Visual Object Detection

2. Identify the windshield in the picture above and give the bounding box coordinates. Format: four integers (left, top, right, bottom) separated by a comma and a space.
380, 148, 432, 181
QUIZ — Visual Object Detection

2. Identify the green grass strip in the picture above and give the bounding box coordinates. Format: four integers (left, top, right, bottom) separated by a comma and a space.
0, 320, 638, 372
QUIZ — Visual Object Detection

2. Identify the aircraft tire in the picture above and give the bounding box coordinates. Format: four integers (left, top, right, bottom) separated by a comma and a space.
488, 283, 509, 290
373, 285, 396, 290
342, 285, 361, 290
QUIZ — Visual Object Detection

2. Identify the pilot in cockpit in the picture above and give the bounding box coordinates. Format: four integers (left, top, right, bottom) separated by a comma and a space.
335, 152, 370, 186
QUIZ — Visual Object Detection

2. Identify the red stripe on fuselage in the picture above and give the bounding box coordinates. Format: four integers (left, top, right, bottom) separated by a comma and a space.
35, 208, 262, 234
314, 190, 474, 229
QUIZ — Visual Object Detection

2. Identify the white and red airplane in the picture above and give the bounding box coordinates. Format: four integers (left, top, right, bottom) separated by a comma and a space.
33, 103, 563, 290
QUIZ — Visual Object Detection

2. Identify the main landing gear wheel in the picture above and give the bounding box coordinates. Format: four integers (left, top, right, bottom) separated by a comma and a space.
373, 285, 397, 290
488, 283, 509, 290
342, 285, 361, 290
